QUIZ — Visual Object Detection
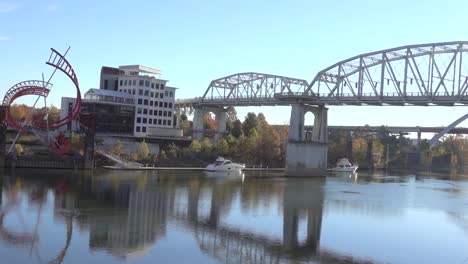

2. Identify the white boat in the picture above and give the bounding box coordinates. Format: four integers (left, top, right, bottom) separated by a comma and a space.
205, 157, 245, 172
331, 158, 358, 172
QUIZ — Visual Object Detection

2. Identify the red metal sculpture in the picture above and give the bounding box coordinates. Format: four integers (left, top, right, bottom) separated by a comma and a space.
2, 48, 81, 154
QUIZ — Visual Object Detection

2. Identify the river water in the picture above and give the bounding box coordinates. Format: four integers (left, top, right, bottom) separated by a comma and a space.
0, 168, 467, 264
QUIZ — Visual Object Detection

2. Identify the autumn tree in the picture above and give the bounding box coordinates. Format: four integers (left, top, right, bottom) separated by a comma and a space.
111, 140, 123, 157
137, 140, 149, 160
203, 112, 217, 130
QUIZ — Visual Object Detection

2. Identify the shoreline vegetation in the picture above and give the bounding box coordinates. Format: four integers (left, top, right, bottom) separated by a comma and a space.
6, 104, 468, 170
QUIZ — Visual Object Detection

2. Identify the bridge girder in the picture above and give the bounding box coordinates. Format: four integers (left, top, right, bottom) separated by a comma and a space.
303, 41, 468, 104
199, 72, 309, 106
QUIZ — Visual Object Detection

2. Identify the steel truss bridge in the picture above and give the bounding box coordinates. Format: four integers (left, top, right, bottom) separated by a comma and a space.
176, 41, 468, 108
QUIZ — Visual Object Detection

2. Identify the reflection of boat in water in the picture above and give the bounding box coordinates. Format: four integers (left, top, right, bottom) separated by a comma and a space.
205, 157, 245, 172
333, 171, 358, 179
330, 158, 358, 173
203, 170, 245, 180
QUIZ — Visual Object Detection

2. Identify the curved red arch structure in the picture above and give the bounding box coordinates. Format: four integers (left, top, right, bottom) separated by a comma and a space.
3, 48, 81, 154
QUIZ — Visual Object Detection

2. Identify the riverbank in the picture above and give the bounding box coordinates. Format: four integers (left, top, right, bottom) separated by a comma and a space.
102, 165, 285, 171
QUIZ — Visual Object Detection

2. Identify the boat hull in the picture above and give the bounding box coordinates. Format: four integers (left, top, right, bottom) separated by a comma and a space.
331, 167, 358, 173
205, 164, 245, 172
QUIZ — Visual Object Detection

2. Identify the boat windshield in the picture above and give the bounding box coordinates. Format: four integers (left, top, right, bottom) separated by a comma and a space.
214, 161, 224, 165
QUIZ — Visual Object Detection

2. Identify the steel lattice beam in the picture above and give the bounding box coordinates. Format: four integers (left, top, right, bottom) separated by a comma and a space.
176, 41, 468, 107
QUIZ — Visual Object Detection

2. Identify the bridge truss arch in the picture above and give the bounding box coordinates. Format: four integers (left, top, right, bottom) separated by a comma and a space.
299, 41, 468, 106
197, 72, 309, 106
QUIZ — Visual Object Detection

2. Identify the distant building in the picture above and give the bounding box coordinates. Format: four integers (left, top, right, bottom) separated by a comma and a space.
60, 64, 182, 138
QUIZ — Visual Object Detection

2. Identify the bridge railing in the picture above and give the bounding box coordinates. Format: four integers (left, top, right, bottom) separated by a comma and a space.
274, 91, 467, 98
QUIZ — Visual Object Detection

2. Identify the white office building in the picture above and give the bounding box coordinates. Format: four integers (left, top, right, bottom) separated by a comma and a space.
100, 65, 181, 138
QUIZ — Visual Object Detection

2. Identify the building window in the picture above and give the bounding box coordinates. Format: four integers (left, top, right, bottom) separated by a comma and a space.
145, 80, 150, 87
136, 126, 141, 132
143, 118, 147, 124
165, 91, 168, 97
159, 110, 162, 116
144, 99, 148, 105
163, 120, 167, 125
161, 84, 165, 89
168, 111, 172, 117
153, 118, 157, 124
138, 89, 143, 95
160, 93, 164, 99
159, 102, 163, 107
170, 91, 174, 97
137, 108, 142, 114
120, 80, 123, 86
139, 80, 144, 86
133, 80, 137, 86
150, 101, 153, 106
168, 120, 172, 126
149, 109, 153, 115
151, 83, 154, 88
158, 119, 162, 125
150, 92, 154, 98
143, 108, 148, 114
149, 119, 153, 124
164, 102, 168, 108
138, 99, 142, 104
142, 127, 147, 133
163, 111, 167, 117
137, 117, 141, 123
132, 89, 135, 95
169, 103, 172, 108
124, 80, 127, 86
156, 83, 160, 89
104, 80, 108, 89
154, 92, 158, 98
144, 90, 149, 96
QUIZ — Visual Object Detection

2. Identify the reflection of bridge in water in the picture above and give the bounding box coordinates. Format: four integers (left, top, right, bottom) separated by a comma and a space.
77, 172, 375, 263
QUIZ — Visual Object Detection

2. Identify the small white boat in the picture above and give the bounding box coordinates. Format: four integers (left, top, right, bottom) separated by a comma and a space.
205, 157, 245, 172
331, 158, 358, 173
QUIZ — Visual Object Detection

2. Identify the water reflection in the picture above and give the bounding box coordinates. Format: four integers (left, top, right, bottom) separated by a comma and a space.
0, 169, 468, 263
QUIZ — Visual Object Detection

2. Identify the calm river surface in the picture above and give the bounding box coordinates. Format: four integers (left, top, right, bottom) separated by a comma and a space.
0, 168, 467, 264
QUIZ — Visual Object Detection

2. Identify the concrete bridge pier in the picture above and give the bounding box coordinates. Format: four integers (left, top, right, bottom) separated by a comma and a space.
192, 107, 205, 141
286, 104, 328, 177
192, 106, 227, 142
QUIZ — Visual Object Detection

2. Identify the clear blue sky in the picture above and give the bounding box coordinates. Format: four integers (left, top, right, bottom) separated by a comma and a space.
2, 0, 468, 130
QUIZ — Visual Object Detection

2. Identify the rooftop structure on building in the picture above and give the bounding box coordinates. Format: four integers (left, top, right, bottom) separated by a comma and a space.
118, 65, 161, 76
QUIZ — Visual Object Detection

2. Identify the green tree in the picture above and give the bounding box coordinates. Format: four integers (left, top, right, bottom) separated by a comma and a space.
137, 140, 149, 160
167, 143, 180, 158
159, 150, 167, 160
215, 139, 229, 156
190, 140, 202, 153
242, 112, 258, 137
231, 120, 243, 138
201, 138, 213, 155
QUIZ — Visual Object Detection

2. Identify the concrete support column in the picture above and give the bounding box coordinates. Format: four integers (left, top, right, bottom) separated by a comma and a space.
192, 107, 206, 141
286, 104, 328, 176
175, 109, 182, 129
417, 130, 422, 147
214, 110, 227, 142
310, 106, 328, 143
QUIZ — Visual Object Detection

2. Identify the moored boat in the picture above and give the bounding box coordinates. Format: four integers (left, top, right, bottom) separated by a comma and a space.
331, 158, 358, 172
205, 157, 245, 172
